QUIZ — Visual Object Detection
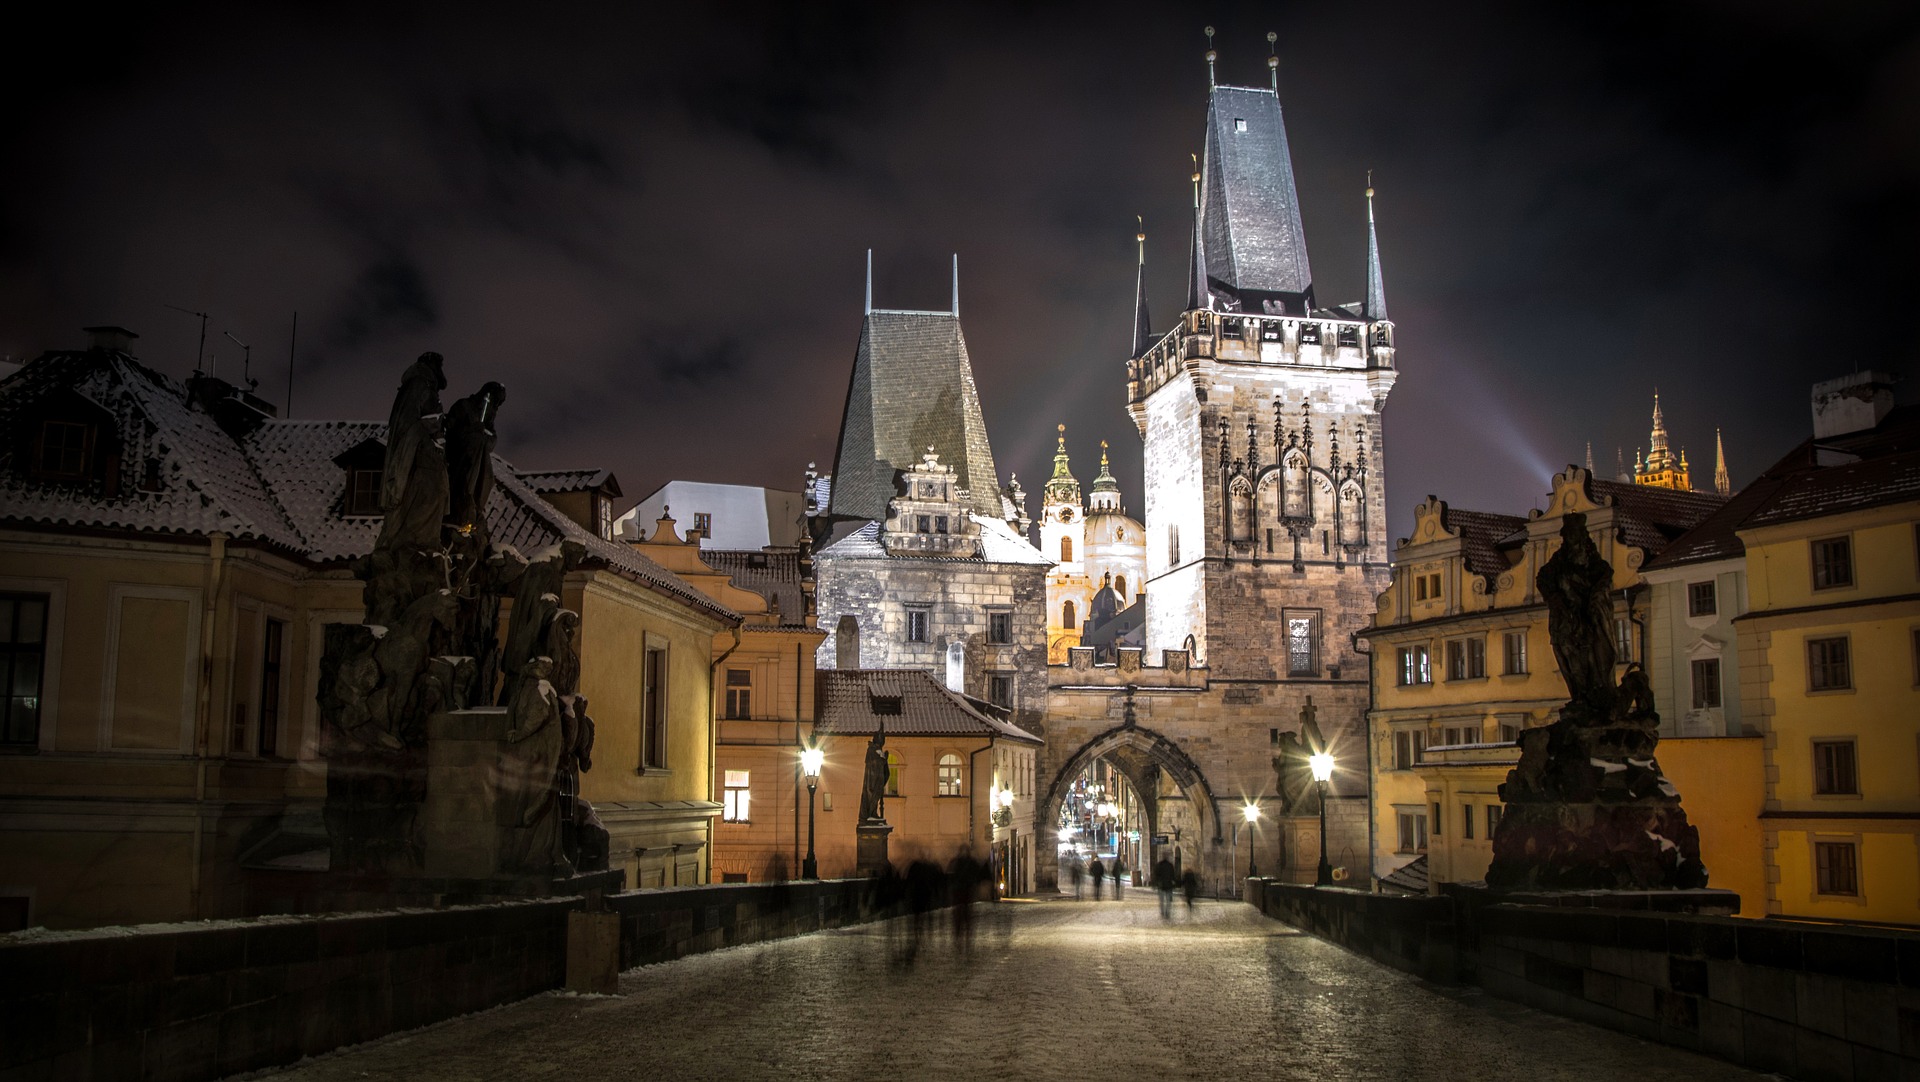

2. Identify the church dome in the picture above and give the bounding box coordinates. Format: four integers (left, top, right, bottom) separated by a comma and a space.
1083, 509, 1143, 549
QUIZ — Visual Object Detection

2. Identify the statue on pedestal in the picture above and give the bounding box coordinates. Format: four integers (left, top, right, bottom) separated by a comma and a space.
859, 724, 889, 824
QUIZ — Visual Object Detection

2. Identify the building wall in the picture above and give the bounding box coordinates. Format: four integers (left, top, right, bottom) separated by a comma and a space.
1739, 503, 1920, 923
812, 554, 1048, 733
1642, 559, 1746, 738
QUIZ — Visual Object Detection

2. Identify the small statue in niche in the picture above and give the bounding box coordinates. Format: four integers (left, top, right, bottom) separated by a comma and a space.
859, 723, 889, 824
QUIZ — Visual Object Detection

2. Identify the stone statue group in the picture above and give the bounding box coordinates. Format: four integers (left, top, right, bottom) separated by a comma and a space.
319, 352, 608, 880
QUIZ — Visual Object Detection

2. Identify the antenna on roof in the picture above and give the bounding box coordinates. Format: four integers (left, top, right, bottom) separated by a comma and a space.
951, 253, 959, 317
223, 330, 256, 390
163, 303, 209, 376
1267, 31, 1279, 91
1204, 26, 1217, 88
285, 312, 298, 419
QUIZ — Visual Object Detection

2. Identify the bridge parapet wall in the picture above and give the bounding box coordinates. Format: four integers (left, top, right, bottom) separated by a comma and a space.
1248, 880, 1920, 1080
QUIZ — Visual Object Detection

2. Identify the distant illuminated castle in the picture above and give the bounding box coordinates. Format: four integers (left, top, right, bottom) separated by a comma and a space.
1588, 392, 1730, 496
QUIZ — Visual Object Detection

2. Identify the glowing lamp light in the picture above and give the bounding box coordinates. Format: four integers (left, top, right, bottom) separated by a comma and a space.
1242, 803, 1261, 824
1309, 752, 1334, 784
800, 746, 824, 782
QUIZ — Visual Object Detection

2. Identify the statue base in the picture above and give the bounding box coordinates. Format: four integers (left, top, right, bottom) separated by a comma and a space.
857, 822, 892, 877
423, 707, 569, 881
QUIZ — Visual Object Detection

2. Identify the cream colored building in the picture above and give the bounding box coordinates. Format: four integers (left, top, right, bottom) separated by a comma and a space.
1041, 428, 1146, 662
0, 328, 736, 927
1362, 469, 1758, 898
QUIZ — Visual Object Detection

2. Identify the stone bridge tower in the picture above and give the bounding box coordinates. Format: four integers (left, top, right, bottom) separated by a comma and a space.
1036, 37, 1399, 890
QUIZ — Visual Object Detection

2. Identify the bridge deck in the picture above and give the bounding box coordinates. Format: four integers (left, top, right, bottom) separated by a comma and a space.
255, 893, 1769, 1080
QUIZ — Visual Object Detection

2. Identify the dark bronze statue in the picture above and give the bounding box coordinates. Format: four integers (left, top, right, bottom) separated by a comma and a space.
1485, 511, 1707, 891
445, 380, 504, 532
859, 723, 889, 824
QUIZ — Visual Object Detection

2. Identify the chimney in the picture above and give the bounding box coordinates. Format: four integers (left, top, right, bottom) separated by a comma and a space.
835, 615, 860, 670
83, 325, 138, 354
1812, 371, 1896, 439
946, 641, 966, 693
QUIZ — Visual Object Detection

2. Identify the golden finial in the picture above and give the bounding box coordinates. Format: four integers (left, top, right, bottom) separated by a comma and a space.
1366, 169, 1374, 200
1204, 26, 1217, 87
1267, 31, 1279, 89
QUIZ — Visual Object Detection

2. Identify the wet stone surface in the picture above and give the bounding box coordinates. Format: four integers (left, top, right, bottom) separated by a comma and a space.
248, 894, 1774, 1081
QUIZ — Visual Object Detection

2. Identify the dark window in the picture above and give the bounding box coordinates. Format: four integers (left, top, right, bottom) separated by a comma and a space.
1062, 601, 1076, 630
1815, 840, 1859, 896
1114, 576, 1126, 598
1397, 645, 1431, 686
1431, 802, 1442, 836
989, 673, 1013, 709
1486, 804, 1503, 835
1808, 636, 1851, 691
988, 611, 1011, 644
1061, 537, 1073, 562
34, 420, 90, 479
935, 516, 948, 534
347, 469, 383, 515
1812, 536, 1854, 590
724, 668, 752, 720
1688, 581, 1717, 617
1463, 804, 1475, 840
1814, 740, 1858, 795
259, 619, 284, 757
1393, 730, 1426, 770
642, 646, 668, 769
693, 512, 711, 536
1395, 811, 1427, 853
916, 515, 931, 534
0, 594, 49, 747
1500, 723, 1520, 743
871, 695, 902, 716
1503, 631, 1528, 675
1691, 658, 1722, 710
906, 609, 929, 643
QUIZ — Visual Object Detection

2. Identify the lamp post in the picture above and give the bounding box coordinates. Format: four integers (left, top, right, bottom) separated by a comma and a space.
800, 742, 823, 880
1242, 803, 1261, 879
1310, 751, 1335, 887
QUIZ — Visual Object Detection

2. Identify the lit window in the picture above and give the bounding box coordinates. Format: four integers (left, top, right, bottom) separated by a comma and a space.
1691, 658, 1721, 709
1813, 740, 1858, 795
1687, 581, 1717, 617
724, 668, 752, 720
1808, 636, 1851, 691
1397, 645, 1431, 686
937, 753, 963, 797
723, 770, 751, 822
1815, 840, 1859, 896
1812, 537, 1853, 590
1285, 610, 1320, 678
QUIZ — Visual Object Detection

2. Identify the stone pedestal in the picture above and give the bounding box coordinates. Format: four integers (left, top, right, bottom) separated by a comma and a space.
857, 822, 892, 876
423, 707, 564, 880
566, 909, 622, 994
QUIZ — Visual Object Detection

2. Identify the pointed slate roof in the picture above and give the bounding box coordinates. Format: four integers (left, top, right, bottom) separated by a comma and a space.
1199, 84, 1313, 306
826, 309, 1002, 523
1132, 229, 1154, 358
1364, 184, 1388, 322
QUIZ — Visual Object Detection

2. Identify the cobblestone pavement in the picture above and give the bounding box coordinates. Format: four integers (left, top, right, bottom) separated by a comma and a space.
249, 894, 1777, 1081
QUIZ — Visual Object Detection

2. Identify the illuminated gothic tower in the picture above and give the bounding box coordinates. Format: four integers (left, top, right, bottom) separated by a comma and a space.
1634, 392, 1693, 492
1127, 41, 1397, 681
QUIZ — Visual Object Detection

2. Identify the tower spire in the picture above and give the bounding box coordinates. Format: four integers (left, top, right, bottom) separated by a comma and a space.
1132, 216, 1153, 358
1186, 154, 1210, 311
951, 253, 959, 317
1267, 31, 1278, 92
1204, 26, 1216, 88
1364, 172, 1389, 322
864, 248, 873, 316
1714, 428, 1731, 496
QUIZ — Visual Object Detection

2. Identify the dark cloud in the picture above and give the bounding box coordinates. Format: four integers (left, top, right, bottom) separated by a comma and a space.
1, 0, 1915, 536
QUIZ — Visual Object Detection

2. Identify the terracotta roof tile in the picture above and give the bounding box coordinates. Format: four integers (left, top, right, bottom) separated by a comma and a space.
815, 669, 1041, 744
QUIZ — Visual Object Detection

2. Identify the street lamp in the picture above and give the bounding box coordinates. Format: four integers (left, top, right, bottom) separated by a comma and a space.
800, 741, 824, 879
1242, 803, 1261, 878
1310, 751, 1335, 887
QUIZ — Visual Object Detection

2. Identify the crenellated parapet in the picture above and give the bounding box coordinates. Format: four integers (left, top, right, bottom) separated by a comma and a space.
1127, 309, 1395, 424
1050, 646, 1208, 690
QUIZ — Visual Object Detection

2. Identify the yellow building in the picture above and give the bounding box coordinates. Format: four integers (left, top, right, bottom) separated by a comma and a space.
628, 515, 828, 884
0, 329, 736, 927
1733, 373, 1919, 923
1362, 467, 1761, 900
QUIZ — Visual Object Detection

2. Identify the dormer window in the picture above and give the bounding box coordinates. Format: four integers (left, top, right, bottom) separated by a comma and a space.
872, 695, 902, 716
1233, 117, 1248, 132
35, 421, 90, 478
347, 469, 383, 516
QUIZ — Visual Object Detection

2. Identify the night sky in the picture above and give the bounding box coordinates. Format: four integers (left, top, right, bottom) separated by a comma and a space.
5, 2, 1916, 544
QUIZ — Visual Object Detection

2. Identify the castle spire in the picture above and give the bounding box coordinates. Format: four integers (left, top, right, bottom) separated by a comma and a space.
1132, 217, 1153, 358
1044, 423, 1081, 509
1714, 429, 1731, 496
1363, 173, 1389, 322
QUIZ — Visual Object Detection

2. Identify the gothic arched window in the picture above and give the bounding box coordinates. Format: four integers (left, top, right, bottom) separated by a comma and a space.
1063, 601, 1077, 630
1339, 483, 1365, 547
1114, 576, 1127, 599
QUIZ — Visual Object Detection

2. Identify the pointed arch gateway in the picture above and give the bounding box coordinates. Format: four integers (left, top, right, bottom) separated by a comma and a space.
1037, 720, 1223, 892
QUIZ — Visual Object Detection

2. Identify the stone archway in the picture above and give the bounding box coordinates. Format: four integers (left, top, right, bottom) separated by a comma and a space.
1035, 722, 1222, 893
